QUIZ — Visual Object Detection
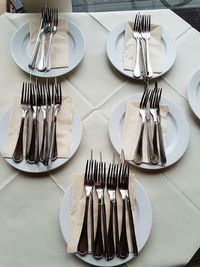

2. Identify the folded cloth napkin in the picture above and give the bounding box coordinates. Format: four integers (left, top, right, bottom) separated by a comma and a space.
3, 96, 73, 158
122, 100, 168, 163
29, 19, 69, 68
123, 21, 162, 73
67, 172, 136, 253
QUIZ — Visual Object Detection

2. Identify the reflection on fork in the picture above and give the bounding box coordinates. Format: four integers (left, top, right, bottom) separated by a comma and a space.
12, 82, 31, 163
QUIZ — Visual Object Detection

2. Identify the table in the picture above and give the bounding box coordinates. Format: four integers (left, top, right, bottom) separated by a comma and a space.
0, 9, 200, 267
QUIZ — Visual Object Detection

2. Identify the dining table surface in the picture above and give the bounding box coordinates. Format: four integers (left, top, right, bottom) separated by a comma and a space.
0, 8, 200, 267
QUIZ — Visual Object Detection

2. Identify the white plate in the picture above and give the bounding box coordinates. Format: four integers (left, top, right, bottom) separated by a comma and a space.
106, 22, 176, 80
11, 20, 85, 78
0, 108, 82, 173
187, 69, 200, 119
109, 93, 190, 170
59, 179, 152, 267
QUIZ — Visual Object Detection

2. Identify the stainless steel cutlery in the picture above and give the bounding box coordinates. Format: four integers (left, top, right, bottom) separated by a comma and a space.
12, 81, 62, 165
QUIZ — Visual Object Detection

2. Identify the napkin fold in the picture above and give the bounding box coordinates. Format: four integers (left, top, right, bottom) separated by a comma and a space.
124, 22, 162, 73
29, 19, 69, 68
3, 96, 73, 158
122, 101, 168, 163
67, 172, 136, 253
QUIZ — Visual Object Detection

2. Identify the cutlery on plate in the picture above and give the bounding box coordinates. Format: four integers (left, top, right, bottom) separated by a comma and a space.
118, 162, 138, 258
77, 159, 95, 256
46, 8, 58, 71
141, 14, 153, 78
93, 156, 107, 259
12, 82, 31, 163
133, 13, 142, 78
106, 162, 120, 260
49, 82, 62, 161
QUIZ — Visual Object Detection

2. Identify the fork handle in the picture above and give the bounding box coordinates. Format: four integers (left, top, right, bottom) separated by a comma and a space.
146, 119, 155, 163
133, 121, 144, 165
133, 39, 141, 78
46, 32, 54, 71
28, 35, 41, 70
77, 196, 89, 256
94, 203, 104, 259
145, 39, 153, 78
49, 116, 58, 161
158, 121, 166, 165
107, 202, 115, 260
114, 202, 120, 257
40, 117, 49, 165
37, 33, 46, 71
12, 116, 25, 163
152, 123, 159, 164
127, 199, 138, 256
27, 118, 38, 164
119, 200, 129, 259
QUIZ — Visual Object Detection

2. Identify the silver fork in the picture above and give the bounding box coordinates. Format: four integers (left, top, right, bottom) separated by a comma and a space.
141, 14, 153, 78
149, 83, 160, 164
118, 163, 138, 258
49, 82, 62, 161
39, 84, 49, 165
107, 162, 120, 260
154, 85, 166, 165
133, 89, 149, 164
46, 8, 58, 71
133, 14, 142, 78
12, 82, 31, 163
27, 84, 39, 164
28, 6, 47, 70
94, 156, 107, 259
77, 159, 95, 256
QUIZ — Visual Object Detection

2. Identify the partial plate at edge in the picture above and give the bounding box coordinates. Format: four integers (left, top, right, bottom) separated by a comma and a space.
187, 69, 200, 119
108, 93, 190, 170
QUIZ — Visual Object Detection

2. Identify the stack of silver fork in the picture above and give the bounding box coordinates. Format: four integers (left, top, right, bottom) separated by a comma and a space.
28, 5, 58, 72
132, 13, 153, 79
77, 152, 138, 260
12, 81, 62, 165
133, 81, 166, 166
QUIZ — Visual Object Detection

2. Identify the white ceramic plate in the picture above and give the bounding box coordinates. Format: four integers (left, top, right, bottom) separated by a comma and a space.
187, 69, 200, 119
59, 179, 152, 267
106, 22, 176, 80
109, 93, 190, 170
0, 108, 82, 173
11, 20, 85, 78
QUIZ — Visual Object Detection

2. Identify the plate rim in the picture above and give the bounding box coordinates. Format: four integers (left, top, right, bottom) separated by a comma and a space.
106, 21, 177, 80
0, 107, 82, 174
108, 93, 190, 170
11, 19, 85, 78
59, 178, 153, 267
187, 69, 200, 119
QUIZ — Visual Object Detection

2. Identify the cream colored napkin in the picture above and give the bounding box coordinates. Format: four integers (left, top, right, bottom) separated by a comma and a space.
124, 22, 162, 73
29, 19, 69, 68
122, 101, 168, 163
67, 172, 136, 253
3, 96, 73, 158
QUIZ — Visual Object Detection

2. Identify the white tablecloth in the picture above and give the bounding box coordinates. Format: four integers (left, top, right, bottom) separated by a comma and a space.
0, 9, 200, 267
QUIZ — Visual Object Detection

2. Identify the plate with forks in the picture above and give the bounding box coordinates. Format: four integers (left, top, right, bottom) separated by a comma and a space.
59, 178, 152, 266
11, 19, 85, 78
108, 93, 189, 170
106, 22, 176, 80
0, 107, 82, 173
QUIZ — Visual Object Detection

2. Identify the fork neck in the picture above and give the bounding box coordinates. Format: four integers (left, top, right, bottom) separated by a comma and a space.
96, 189, 104, 204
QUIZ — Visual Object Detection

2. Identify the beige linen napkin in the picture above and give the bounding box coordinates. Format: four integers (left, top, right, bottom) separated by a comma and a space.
29, 19, 69, 68
3, 96, 73, 158
122, 101, 168, 163
124, 22, 162, 73
67, 172, 136, 253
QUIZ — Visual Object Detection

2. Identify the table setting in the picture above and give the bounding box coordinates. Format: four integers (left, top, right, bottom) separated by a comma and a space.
0, 6, 200, 267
